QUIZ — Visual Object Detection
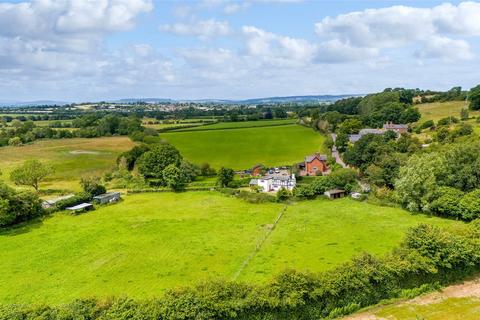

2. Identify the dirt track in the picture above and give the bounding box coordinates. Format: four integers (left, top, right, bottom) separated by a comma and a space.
344, 277, 480, 319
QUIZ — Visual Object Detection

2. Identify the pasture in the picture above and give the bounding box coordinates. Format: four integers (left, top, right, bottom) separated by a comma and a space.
417, 101, 477, 122
160, 124, 326, 169
0, 192, 459, 304
0, 137, 134, 191
175, 119, 296, 131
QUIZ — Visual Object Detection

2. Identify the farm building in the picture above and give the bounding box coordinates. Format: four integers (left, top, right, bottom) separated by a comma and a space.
250, 173, 296, 192
93, 192, 121, 204
298, 153, 328, 176
348, 123, 407, 143
66, 203, 93, 213
324, 189, 346, 199
42, 194, 75, 209
383, 122, 408, 134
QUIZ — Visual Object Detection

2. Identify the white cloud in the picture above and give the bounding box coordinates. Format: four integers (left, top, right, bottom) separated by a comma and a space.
160, 19, 230, 39
242, 26, 315, 66
314, 1, 480, 61
415, 36, 474, 61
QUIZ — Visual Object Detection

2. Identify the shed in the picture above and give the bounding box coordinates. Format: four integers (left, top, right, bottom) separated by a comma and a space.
324, 189, 346, 199
93, 192, 121, 204
42, 194, 75, 209
66, 203, 93, 213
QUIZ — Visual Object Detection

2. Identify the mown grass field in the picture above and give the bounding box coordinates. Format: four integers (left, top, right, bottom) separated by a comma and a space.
160, 124, 326, 169
0, 137, 134, 191
416, 101, 477, 122
175, 119, 296, 131
0, 192, 459, 304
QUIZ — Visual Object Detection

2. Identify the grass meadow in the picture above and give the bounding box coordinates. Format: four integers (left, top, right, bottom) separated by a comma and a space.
0, 192, 460, 304
175, 119, 296, 131
416, 101, 477, 122
160, 124, 326, 169
0, 137, 134, 191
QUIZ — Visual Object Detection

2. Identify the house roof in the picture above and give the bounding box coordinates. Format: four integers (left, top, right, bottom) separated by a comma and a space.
261, 174, 295, 182
249, 179, 258, 185
66, 203, 93, 210
349, 134, 362, 143
359, 128, 384, 135
383, 123, 408, 129
305, 153, 327, 163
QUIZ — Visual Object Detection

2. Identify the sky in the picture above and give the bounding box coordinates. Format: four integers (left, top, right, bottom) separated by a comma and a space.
0, 0, 480, 102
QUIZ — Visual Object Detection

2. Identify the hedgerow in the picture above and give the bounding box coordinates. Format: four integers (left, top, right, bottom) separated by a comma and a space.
1, 221, 479, 319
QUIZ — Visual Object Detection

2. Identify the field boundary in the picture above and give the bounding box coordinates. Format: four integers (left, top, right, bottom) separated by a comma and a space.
233, 204, 288, 280
171, 121, 297, 133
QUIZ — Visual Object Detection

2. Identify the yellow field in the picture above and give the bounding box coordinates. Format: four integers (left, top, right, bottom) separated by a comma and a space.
417, 101, 477, 122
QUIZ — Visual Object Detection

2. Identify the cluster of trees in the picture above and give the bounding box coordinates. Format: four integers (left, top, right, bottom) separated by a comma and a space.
311, 89, 420, 140
0, 177, 43, 227
2, 222, 480, 319
294, 168, 358, 198
0, 114, 153, 147
343, 132, 420, 188
129, 144, 199, 191
395, 142, 480, 220
416, 86, 466, 104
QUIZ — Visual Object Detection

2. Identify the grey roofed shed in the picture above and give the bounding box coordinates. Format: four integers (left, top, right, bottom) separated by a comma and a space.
66, 203, 93, 212
92, 192, 121, 204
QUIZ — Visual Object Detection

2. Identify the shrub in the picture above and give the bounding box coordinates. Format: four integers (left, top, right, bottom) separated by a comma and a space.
80, 176, 106, 197
54, 192, 92, 211
0, 183, 44, 227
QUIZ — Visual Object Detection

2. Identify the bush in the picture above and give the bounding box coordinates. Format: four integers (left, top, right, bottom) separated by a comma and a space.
54, 192, 92, 211
80, 176, 106, 197
0, 185, 44, 227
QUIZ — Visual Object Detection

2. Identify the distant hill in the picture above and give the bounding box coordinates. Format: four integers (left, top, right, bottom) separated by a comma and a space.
0, 100, 69, 107
0, 94, 360, 107
119, 95, 360, 104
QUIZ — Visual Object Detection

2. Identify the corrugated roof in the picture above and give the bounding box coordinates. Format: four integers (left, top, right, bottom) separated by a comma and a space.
66, 203, 93, 210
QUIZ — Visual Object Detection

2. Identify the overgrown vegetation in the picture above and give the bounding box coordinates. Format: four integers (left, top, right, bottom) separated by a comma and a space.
1, 222, 478, 319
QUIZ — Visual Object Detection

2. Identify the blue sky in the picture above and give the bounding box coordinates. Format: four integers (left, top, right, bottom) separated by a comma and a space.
0, 0, 479, 101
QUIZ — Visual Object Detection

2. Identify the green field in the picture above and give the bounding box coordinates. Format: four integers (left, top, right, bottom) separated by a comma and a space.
0, 192, 459, 304
175, 119, 296, 131
0, 137, 134, 191
417, 101, 477, 122
161, 124, 326, 169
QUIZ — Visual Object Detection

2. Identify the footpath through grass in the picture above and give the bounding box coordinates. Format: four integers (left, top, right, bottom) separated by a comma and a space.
0, 192, 460, 304
161, 124, 326, 169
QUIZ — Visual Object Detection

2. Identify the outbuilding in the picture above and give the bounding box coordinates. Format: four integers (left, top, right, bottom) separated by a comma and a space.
66, 203, 93, 213
41, 194, 75, 209
93, 192, 121, 204
324, 189, 346, 199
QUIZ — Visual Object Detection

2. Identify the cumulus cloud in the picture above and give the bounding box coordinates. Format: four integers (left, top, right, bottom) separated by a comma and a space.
160, 19, 230, 39
315, 1, 480, 60
242, 26, 315, 66
415, 36, 474, 61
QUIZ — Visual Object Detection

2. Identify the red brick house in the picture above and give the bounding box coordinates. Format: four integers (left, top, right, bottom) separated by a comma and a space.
251, 164, 263, 176
298, 153, 328, 176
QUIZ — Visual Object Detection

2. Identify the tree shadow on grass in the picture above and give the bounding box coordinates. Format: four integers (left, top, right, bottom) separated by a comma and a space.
0, 216, 47, 236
